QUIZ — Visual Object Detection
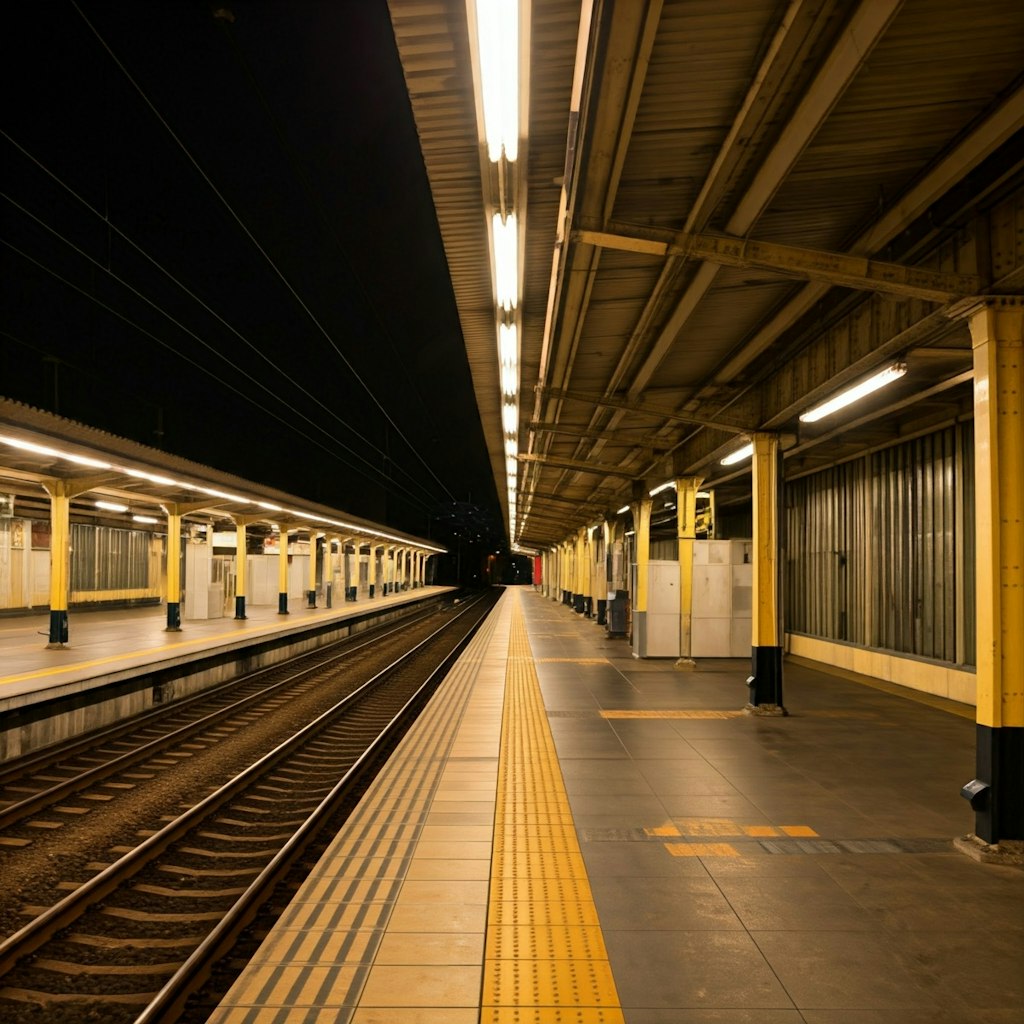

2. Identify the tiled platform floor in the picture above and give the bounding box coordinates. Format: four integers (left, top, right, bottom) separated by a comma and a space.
211, 587, 1024, 1023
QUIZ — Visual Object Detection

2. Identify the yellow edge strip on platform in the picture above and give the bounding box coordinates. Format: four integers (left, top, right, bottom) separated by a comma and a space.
483, 590, 624, 1024
0, 594, 430, 687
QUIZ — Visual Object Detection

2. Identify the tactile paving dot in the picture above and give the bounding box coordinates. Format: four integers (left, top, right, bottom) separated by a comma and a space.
484, 598, 622, 1017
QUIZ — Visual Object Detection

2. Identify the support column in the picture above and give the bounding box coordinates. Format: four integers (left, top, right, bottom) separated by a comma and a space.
747, 433, 785, 713
631, 494, 652, 656
41, 480, 71, 647
231, 515, 262, 619
162, 500, 221, 629
370, 545, 380, 598
40, 474, 110, 647
675, 476, 704, 670
963, 298, 1024, 844
277, 524, 290, 614
324, 535, 334, 608
307, 530, 318, 607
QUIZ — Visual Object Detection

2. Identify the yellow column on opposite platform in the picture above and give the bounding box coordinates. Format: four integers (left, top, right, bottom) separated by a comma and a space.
483, 590, 623, 1023
631, 496, 652, 615
277, 524, 290, 613
675, 476, 703, 667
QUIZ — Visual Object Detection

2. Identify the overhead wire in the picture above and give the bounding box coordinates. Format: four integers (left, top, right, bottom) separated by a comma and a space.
71, 0, 458, 504
0, 228, 437, 515
1, 129, 445, 509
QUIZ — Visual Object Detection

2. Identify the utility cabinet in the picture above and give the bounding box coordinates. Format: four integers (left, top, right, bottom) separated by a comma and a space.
691, 539, 752, 657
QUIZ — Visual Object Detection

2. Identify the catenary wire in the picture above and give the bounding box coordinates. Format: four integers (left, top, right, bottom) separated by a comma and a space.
72, 0, 458, 504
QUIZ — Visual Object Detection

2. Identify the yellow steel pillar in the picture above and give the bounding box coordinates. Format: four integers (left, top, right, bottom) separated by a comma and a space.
965, 298, 1024, 843
370, 544, 381, 598
231, 515, 263, 619
40, 475, 109, 647
675, 475, 704, 670
160, 500, 213, 631
276, 524, 290, 614
748, 433, 785, 713
306, 529, 318, 607
582, 527, 595, 617
324, 535, 335, 608
41, 479, 71, 648
630, 494, 653, 656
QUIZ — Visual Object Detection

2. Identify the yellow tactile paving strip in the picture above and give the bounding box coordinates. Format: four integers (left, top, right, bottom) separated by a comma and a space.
482, 593, 624, 1024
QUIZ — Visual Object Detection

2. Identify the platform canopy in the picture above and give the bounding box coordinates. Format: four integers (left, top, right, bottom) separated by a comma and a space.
388, 0, 1024, 547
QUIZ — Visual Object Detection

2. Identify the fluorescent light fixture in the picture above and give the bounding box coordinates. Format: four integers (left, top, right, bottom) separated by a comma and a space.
502, 401, 518, 435
95, 500, 128, 512
64, 452, 112, 469
124, 468, 178, 486
132, 514, 158, 524
492, 212, 518, 311
616, 505, 630, 515
721, 442, 754, 466
506, 456, 517, 476
625, 530, 635, 537
257, 501, 282, 511
648, 481, 673, 497
800, 362, 907, 423
501, 362, 517, 397
474, 0, 519, 161
499, 321, 517, 364
697, 490, 710, 499
196, 486, 247, 502
504, 437, 518, 458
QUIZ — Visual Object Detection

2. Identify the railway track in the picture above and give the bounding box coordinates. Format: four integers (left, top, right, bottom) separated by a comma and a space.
0, 597, 448, 835
0, 588, 498, 1023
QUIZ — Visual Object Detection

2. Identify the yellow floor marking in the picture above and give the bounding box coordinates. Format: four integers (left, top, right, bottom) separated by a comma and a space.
483, 591, 624, 1023
664, 842, 740, 857
675, 818, 741, 836
780, 825, 818, 837
743, 825, 779, 837
536, 657, 610, 665
601, 709, 744, 719
644, 825, 681, 837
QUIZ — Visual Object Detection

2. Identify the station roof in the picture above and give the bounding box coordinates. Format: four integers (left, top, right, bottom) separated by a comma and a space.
0, 400, 445, 552
388, 0, 1024, 547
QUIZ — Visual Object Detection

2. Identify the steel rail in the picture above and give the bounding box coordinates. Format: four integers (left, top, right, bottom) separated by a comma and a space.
0, 590, 491, 984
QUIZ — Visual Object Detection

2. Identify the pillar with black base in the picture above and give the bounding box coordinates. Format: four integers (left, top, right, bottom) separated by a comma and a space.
961, 298, 1024, 845
164, 509, 183, 631
231, 515, 262, 620
277, 524, 290, 614
630, 492, 652, 657
307, 530, 318, 607
674, 475, 703, 670
746, 433, 786, 715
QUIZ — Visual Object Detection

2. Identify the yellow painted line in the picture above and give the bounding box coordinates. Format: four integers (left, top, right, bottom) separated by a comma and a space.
664, 842, 740, 858
743, 825, 779, 837
780, 825, 818, 837
0, 601, 401, 688
601, 709, 744, 719
536, 657, 610, 665
483, 590, 624, 1023
644, 825, 681, 837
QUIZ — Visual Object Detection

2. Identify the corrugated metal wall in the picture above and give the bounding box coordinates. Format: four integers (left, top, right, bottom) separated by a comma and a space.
71, 524, 154, 592
785, 423, 974, 667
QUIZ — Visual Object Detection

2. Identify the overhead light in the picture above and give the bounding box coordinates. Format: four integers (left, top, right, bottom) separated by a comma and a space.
499, 321, 517, 363
616, 505, 630, 515
501, 362, 517, 398
506, 456, 517, 476
492, 212, 518, 311
697, 490, 710, 499
257, 501, 282, 511
504, 437, 518, 458
502, 401, 518, 435
649, 481, 673, 497
124, 468, 177, 486
721, 442, 754, 466
800, 362, 907, 423
95, 500, 128, 512
132, 514, 158, 524
0, 435, 110, 469
473, 0, 519, 162
196, 486, 247, 502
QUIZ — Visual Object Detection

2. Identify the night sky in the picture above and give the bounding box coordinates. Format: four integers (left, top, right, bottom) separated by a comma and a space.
1, 1, 503, 552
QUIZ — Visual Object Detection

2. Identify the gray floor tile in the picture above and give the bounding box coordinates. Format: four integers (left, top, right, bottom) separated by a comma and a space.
589, 876, 744, 930
604, 929, 796, 1009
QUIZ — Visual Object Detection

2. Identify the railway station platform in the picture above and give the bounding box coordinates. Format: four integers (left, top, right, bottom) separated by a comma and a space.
0, 586, 455, 758
209, 585, 1024, 1024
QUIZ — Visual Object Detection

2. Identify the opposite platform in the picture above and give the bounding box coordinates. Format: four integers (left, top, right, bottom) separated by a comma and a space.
0, 587, 453, 709
211, 587, 1024, 1024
